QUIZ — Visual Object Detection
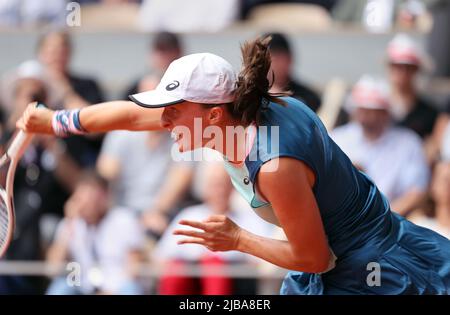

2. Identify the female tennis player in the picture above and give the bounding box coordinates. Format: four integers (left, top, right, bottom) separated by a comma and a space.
16, 37, 450, 294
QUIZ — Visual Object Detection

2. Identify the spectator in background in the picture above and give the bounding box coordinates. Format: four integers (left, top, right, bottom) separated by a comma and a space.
266, 32, 321, 112
46, 171, 145, 295
0, 60, 81, 294
96, 130, 194, 240
37, 31, 104, 111
37, 31, 105, 167
410, 162, 450, 239
154, 162, 275, 295
108, 33, 193, 241
122, 31, 183, 99
386, 33, 438, 139
0, 0, 67, 28
331, 75, 430, 216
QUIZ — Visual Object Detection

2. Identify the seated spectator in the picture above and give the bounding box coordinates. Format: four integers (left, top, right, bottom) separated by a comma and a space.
386, 33, 438, 139
122, 31, 183, 99
331, 75, 430, 216
266, 32, 321, 112
37, 31, 105, 110
37, 30, 105, 167
153, 162, 275, 295
46, 170, 145, 295
410, 162, 450, 239
96, 130, 194, 239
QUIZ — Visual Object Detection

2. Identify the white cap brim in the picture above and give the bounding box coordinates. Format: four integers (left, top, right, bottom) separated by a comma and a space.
129, 90, 184, 108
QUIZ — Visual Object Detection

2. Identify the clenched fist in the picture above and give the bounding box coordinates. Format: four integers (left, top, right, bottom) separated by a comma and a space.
16, 102, 54, 134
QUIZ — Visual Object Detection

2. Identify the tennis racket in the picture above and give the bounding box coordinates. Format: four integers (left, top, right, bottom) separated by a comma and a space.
0, 103, 46, 258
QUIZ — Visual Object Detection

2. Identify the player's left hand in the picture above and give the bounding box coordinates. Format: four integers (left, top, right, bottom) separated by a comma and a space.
174, 215, 242, 252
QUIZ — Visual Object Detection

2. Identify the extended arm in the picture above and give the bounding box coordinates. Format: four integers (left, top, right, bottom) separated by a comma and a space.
16, 101, 164, 134
79, 101, 164, 132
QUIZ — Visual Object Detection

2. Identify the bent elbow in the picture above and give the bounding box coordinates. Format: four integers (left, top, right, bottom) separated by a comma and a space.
307, 259, 331, 274
291, 252, 332, 274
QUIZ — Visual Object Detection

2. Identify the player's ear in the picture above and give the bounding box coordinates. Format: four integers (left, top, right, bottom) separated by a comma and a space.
207, 106, 225, 124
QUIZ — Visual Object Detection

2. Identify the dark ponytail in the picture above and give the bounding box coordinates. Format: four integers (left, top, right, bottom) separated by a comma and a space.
229, 35, 289, 126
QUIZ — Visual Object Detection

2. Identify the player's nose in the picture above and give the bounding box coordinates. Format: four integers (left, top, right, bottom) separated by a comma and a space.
161, 119, 171, 130
160, 111, 172, 130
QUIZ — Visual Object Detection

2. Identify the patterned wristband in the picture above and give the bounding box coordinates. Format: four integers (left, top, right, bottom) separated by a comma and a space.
52, 109, 87, 137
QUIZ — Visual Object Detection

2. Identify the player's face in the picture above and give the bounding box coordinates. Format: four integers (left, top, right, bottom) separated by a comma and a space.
162, 101, 234, 153
161, 102, 212, 152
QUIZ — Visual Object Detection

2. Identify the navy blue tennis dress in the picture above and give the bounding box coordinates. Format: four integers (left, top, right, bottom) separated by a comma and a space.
223, 96, 450, 295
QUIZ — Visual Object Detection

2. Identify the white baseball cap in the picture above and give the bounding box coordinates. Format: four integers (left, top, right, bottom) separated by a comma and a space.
387, 34, 424, 67
129, 53, 237, 108
351, 75, 391, 111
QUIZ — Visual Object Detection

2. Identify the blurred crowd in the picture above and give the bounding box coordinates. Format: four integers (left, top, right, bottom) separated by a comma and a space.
0, 0, 449, 296
0, 0, 446, 32
1, 1, 449, 76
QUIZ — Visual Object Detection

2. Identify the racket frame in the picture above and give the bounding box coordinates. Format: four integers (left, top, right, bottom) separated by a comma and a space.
0, 103, 45, 257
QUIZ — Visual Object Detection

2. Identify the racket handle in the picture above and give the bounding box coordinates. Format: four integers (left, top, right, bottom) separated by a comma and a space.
7, 103, 47, 159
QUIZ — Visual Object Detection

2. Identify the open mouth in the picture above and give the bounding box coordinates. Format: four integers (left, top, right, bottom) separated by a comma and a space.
170, 131, 183, 142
